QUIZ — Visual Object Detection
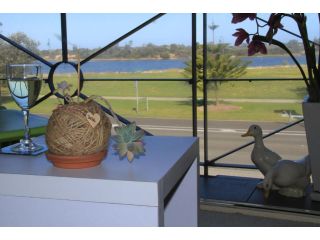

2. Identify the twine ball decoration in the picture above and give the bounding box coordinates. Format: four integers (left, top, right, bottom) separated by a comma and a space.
46, 100, 111, 156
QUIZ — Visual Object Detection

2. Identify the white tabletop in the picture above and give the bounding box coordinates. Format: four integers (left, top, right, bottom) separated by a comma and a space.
0, 135, 199, 206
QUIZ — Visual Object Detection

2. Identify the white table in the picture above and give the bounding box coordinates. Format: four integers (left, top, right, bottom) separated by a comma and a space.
0, 135, 199, 226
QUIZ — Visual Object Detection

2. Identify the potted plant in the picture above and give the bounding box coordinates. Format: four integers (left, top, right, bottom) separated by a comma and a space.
45, 80, 145, 168
232, 13, 320, 201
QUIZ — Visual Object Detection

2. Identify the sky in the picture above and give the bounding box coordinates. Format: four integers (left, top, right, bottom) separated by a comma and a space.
0, 12, 319, 51
0, 0, 320, 49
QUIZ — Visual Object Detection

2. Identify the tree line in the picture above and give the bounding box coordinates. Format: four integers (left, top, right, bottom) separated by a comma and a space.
43, 39, 312, 61
1, 31, 314, 64
42, 42, 191, 61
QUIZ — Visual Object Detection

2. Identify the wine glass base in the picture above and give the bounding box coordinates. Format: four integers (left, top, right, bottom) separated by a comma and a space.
11, 139, 44, 154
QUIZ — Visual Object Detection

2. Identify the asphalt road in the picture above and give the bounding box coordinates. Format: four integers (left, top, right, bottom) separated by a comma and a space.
126, 118, 308, 170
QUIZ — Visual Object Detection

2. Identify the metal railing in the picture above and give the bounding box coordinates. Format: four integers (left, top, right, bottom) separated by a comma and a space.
0, 13, 309, 177
200, 118, 304, 170
201, 13, 308, 176
0, 13, 198, 137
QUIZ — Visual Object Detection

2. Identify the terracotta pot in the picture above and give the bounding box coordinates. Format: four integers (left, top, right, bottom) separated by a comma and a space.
46, 150, 107, 169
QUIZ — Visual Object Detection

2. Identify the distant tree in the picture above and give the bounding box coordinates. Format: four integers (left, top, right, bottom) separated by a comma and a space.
159, 52, 170, 59
184, 53, 205, 90
208, 22, 219, 44
123, 41, 133, 57
184, 44, 249, 105
0, 32, 39, 64
0, 32, 40, 83
286, 39, 303, 53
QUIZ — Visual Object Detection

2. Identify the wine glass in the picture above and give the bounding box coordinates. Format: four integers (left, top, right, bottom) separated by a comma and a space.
6, 64, 44, 154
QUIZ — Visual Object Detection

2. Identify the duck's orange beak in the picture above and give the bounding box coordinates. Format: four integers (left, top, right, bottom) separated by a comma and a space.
241, 130, 251, 137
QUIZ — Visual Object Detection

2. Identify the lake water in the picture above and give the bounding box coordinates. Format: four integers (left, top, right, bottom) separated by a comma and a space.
40, 55, 307, 74
241, 55, 307, 67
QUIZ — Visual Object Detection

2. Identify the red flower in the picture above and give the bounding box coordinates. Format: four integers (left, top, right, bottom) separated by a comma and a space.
248, 40, 267, 56
231, 13, 257, 24
232, 28, 250, 46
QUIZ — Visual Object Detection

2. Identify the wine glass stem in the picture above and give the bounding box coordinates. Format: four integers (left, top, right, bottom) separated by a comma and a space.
22, 109, 31, 141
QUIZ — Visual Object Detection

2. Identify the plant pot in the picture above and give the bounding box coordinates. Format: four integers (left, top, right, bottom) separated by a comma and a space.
45, 100, 112, 169
302, 101, 320, 201
46, 150, 107, 169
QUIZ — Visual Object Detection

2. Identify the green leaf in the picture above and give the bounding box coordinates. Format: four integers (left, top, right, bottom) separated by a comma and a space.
128, 122, 136, 135
117, 143, 128, 157
132, 130, 145, 141
132, 141, 145, 154
127, 142, 135, 152
112, 135, 123, 143
114, 126, 124, 136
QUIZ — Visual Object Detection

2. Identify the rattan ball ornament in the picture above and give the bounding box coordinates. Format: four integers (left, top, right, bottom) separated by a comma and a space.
45, 99, 111, 169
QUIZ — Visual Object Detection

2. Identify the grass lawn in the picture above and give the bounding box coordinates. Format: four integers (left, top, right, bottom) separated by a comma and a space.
2, 97, 302, 122
205, 101, 303, 121
218, 66, 307, 99
0, 66, 307, 122
50, 70, 191, 98
33, 66, 307, 99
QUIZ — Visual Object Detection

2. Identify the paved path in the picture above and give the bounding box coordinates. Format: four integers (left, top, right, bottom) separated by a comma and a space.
102, 96, 301, 103
122, 118, 308, 178
42, 94, 301, 103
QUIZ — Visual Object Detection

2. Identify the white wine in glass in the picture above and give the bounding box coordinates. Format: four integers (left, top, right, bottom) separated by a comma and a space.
7, 64, 44, 153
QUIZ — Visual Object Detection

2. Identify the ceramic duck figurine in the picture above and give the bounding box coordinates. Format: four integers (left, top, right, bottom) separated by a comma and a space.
242, 124, 281, 176
263, 155, 311, 198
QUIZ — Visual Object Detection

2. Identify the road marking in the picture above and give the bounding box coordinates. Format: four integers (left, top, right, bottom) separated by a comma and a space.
220, 129, 237, 133
129, 124, 306, 136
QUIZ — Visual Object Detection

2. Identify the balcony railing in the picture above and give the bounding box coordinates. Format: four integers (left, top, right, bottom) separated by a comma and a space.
1, 13, 319, 215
